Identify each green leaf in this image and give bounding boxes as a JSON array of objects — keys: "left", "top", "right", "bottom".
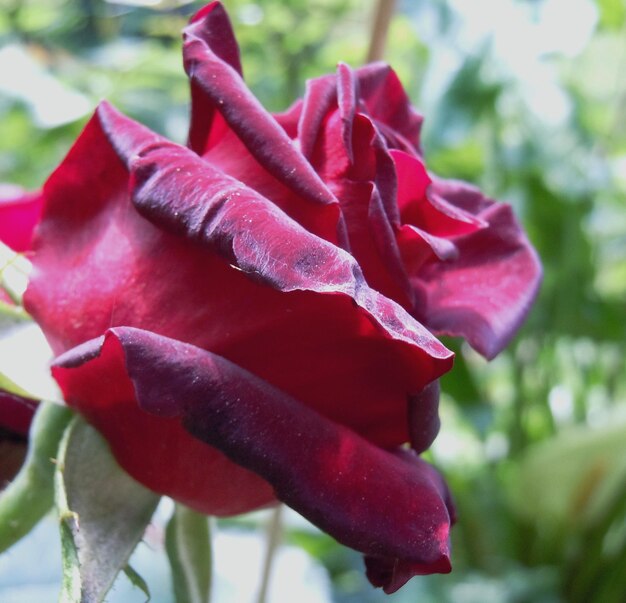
[
  {"left": 0, "top": 401, "right": 72, "bottom": 552},
  {"left": 0, "top": 370, "right": 34, "bottom": 399},
  {"left": 55, "top": 416, "right": 160, "bottom": 603},
  {"left": 508, "top": 420, "right": 626, "bottom": 528},
  {"left": 165, "top": 504, "right": 212, "bottom": 603},
  {"left": 597, "top": 0, "right": 626, "bottom": 30},
  {"left": 123, "top": 564, "right": 151, "bottom": 602}
]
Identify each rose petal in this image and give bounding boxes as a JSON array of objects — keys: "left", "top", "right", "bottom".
[
  {"left": 0, "top": 390, "right": 37, "bottom": 485},
  {"left": 53, "top": 327, "right": 453, "bottom": 588},
  {"left": 363, "top": 452, "right": 455, "bottom": 592},
  {"left": 407, "top": 380, "right": 441, "bottom": 454},
  {"left": 355, "top": 63, "right": 423, "bottom": 154},
  {"left": 298, "top": 73, "right": 337, "bottom": 160},
  {"left": 182, "top": 5, "right": 345, "bottom": 246},
  {"left": 0, "top": 390, "right": 37, "bottom": 437},
  {"left": 183, "top": 3, "right": 337, "bottom": 210},
  {"left": 413, "top": 179, "right": 543, "bottom": 358},
  {"left": 185, "top": 1, "right": 242, "bottom": 155},
  {"left": 273, "top": 99, "right": 303, "bottom": 139},
  {"left": 391, "top": 150, "right": 485, "bottom": 237},
  {"left": 51, "top": 334, "right": 275, "bottom": 516},
  {"left": 397, "top": 224, "right": 459, "bottom": 275},
  {"left": 0, "top": 185, "right": 43, "bottom": 252}
]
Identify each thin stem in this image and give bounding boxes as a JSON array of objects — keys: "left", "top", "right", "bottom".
[
  {"left": 256, "top": 505, "right": 283, "bottom": 603},
  {"left": 366, "top": 0, "right": 397, "bottom": 63}
]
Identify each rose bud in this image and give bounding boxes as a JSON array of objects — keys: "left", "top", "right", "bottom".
[{"left": 0, "top": 1, "right": 540, "bottom": 592}]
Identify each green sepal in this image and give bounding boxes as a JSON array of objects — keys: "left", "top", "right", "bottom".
[
  {"left": 123, "top": 564, "right": 152, "bottom": 602},
  {"left": 55, "top": 416, "right": 160, "bottom": 603}
]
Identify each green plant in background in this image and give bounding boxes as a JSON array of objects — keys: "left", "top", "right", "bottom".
[{"left": 0, "top": 1, "right": 624, "bottom": 602}]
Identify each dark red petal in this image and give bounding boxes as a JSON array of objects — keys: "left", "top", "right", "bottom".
[
  {"left": 298, "top": 73, "right": 337, "bottom": 160},
  {"left": 0, "top": 391, "right": 37, "bottom": 485},
  {"left": 182, "top": 7, "right": 337, "bottom": 210},
  {"left": 273, "top": 99, "right": 303, "bottom": 139},
  {"left": 364, "top": 453, "right": 455, "bottom": 593},
  {"left": 185, "top": 1, "right": 242, "bottom": 154},
  {"left": 201, "top": 127, "right": 344, "bottom": 246},
  {"left": 355, "top": 63, "right": 423, "bottom": 154},
  {"left": 0, "top": 185, "right": 44, "bottom": 252},
  {"left": 337, "top": 62, "right": 357, "bottom": 164},
  {"left": 53, "top": 328, "right": 453, "bottom": 582},
  {"left": 414, "top": 180, "right": 543, "bottom": 359},
  {"left": 0, "top": 390, "right": 37, "bottom": 437},
  {"left": 51, "top": 334, "right": 275, "bottom": 516},
  {"left": 398, "top": 224, "right": 459, "bottom": 274},
  {"left": 407, "top": 380, "right": 441, "bottom": 454},
  {"left": 392, "top": 151, "right": 484, "bottom": 238}
]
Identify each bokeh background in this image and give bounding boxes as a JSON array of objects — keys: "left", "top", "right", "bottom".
[{"left": 0, "top": 0, "right": 625, "bottom": 602}]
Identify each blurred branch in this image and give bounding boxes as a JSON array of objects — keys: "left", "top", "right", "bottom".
[
  {"left": 366, "top": 0, "right": 396, "bottom": 63},
  {"left": 256, "top": 505, "right": 283, "bottom": 603}
]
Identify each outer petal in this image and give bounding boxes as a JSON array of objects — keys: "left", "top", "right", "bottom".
[
  {"left": 413, "top": 179, "right": 543, "bottom": 359},
  {"left": 183, "top": 3, "right": 345, "bottom": 247},
  {"left": 183, "top": 3, "right": 337, "bottom": 208},
  {"left": 0, "top": 185, "right": 43, "bottom": 252},
  {"left": 185, "top": 1, "right": 243, "bottom": 154},
  {"left": 53, "top": 328, "right": 453, "bottom": 590}
]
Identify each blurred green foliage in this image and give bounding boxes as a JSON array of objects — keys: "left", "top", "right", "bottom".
[{"left": 0, "top": 0, "right": 624, "bottom": 602}]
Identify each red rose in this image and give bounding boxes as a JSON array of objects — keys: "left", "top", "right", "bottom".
[{"left": 0, "top": 2, "right": 540, "bottom": 593}]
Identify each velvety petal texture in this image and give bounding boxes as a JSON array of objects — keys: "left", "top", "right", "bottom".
[
  {"left": 53, "top": 328, "right": 454, "bottom": 592},
  {"left": 9, "top": 0, "right": 542, "bottom": 593},
  {"left": 411, "top": 179, "right": 542, "bottom": 358},
  {"left": 288, "top": 63, "right": 542, "bottom": 359}
]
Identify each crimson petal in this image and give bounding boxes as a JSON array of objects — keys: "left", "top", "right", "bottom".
[
  {"left": 185, "top": 1, "right": 242, "bottom": 155},
  {"left": 53, "top": 327, "right": 454, "bottom": 590},
  {"left": 0, "top": 185, "right": 43, "bottom": 252},
  {"left": 183, "top": 2, "right": 337, "bottom": 209},
  {"left": 355, "top": 63, "right": 423, "bottom": 154},
  {"left": 414, "top": 179, "right": 543, "bottom": 358}
]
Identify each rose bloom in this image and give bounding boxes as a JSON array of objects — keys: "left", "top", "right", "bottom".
[{"left": 0, "top": 2, "right": 541, "bottom": 593}]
